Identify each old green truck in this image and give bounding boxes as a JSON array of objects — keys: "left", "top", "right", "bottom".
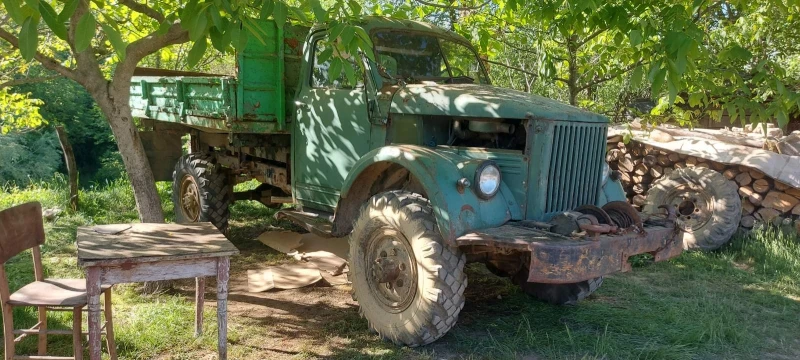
[{"left": 131, "top": 16, "right": 684, "bottom": 346}]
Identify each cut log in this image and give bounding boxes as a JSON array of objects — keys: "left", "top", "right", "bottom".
[
  {"left": 793, "top": 204, "right": 800, "bottom": 216},
  {"left": 618, "top": 171, "right": 632, "bottom": 183},
  {"left": 762, "top": 191, "right": 799, "bottom": 213},
  {"left": 723, "top": 168, "right": 738, "bottom": 180},
  {"left": 686, "top": 157, "right": 698, "bottom": 166},
  {"left": 633, "top": 184, "right": 645, "bottom": 194},
  {"left": 668, "top": 153, "right": 681, "bottom": 162},
  {"left": 696, "top": 162, "right": 710, "bottom": 169},
  {"left": 775, "top": 133, "right": 800, "bottom": 156},
  {"left": 756, "top": 208, "right": 782, "bottom": 223},
  {"left": 632, "top": 194, "right": 648, "bottom": 206},
  {"left": 740, "top": 215, "right": 756, "bottom": 228},
  {"left": 752, "top": 179, "right": 771, "bottom": 194},
  {"left": 749, "top": 170, "right": 766, "bottom": 180},
  {"left": 710, "top": 162, "right": 726, "bottom": 171},
  {"left": 643, "top": 154, "right": 658, "bottom": 167},
  {"left": 735, "top": 172, "right": 752, "bottom": 186},
  {"left": 657, "top": 155, "right": 671, "bottom": 166},
  {"left": 786, "top": 187, "right": 800, "bottom": 198},
  {"left": 618, "top": 157, "right": 635, "bottom": 173},
  {"left": 775, "top": 181, "right": 790, "bottom": 191},
  {"left": 608, "top": 135, "right": 624, "bottom": 144},
  {"left": 649, "top": 165, "right": 664, "bottom": 178},
  {"left": 634, "top": 162, "right": 649, "bottom": 176},
  {"left": 739, "top": 186, "right": 764, "bottom": 206},
  {"left": 607, "top": 149, "right": 622, "bottom": 162},
  {"left": 742, "top": 201, "right": 755, "bottom": 215},
  {"left": 674, "top": 162, "right": 687, "bottom": 169},
  {"left": 655, "top": 125, "right": 765, "bottom": 148}
]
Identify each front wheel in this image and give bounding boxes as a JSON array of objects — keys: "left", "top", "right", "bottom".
[
  {"left": 172, "top": 153, "right": 232, "bottom": 234},
  {"left": 349, "top": 191, "right": 466, "bottom": 347}
]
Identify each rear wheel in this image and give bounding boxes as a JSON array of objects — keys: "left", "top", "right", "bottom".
[
  {"left": 513, "top": 268, "right": 603, "bottom": 305},
  {"left": 172, "top": 153, "right": 232, "bottom": 234},
  {"left": 349, "top": 191, "right": 466, "bottom": 347},
  {"left": 644, "top": 167, "right": 741, "bottom": 250}
]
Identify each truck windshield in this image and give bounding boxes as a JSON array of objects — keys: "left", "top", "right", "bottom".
[{"left": 372, "top": 30, "right": 489, "bottom": 84}]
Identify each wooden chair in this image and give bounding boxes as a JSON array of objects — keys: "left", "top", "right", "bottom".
[{"left": 0, "top": 202, "right": 117, "bottom": 360}]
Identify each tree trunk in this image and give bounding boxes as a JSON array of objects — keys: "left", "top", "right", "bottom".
[
  {"left": 55, "top": 126, "right": 79, "bottom": 211},
  {"left": 95, "top": 87, "right": 165, "bottom": 223}
]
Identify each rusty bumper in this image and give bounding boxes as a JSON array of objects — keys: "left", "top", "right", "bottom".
[{"left": 456, "top": 219, "right": 683, "bottom": 284}]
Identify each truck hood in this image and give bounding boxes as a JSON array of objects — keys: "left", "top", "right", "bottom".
[{"left": 390, "top": 84, "right": 606, "bottom": 123}]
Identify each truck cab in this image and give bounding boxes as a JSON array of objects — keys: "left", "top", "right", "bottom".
[{"left": 131, "top": 16, "right": 683, "bottom": 347}]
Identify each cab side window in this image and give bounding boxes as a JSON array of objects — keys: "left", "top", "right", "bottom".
[{"left": 311, "top": 38, "right": 363, "bottom": 89}]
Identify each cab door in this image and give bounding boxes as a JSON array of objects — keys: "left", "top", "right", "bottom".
[{"left": 292, "top": 33, "right": 372, "bottom": 212}]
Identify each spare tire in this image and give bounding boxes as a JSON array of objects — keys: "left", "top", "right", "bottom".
[{"left": 644, "top": 167, "right": 741, "bottom": 251}]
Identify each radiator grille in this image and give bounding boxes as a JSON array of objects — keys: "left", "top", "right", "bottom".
[{"left": 544, "top": 123, "right": 607, "bottom": 214}]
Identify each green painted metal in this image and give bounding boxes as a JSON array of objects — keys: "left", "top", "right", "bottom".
[
  {"left": 340, "top": 144, "right": 521, "bottom": 244},
  {"left": 236, "top": 21, "right": 285, "bottom": 130},
  {"left": 598, "top": 178, "right": 627, "bottom": 205},
  {"left": 527, "top": 119, "right": 609, "bottom": 221}
]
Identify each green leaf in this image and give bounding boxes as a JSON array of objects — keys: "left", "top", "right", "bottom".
[
  {"left": 3, "top": 0, "right": 26, "bottom": 23},
  {"left": 630, "top": 65, "right": 643, "bottom": 89},
  {"left": 343, "top": 61, "right": 356, "bottom": 86},
  {"left": 273, "top": 1, "right": 287, "bottom": 27},
  {"left": 289, "top": 6, "right": 308, "bottom": 22},
  {"left": 241, "top": 17, "right": 265, "bottom": 45},
  {"left": 157, "top": 18, "right": 172, "bottom": 35},
  {"left": 628, "top": 29, "right": 642, "bottom": 46},
  {"left": 259, "top": 0, "right": 274, "bottom": 20},
  {"left": 24, "top": 0, "right": 38, "bottom": 11},
  {"left": 311, "top": 0, "right": 327, "bottom": 21},
  {"left": 340, "top": 26, "right": 355, "bottom": 47},
  {"left": 39, "top": 1, "right": 67, "bottom": 40},
  {"left": 328, "top": 58, "right": 343, "bottom": 83},
  {"left": 209, "top": 26, "right": 231, "bottom": 52},
  {"left": 58, "top": 0, "right": 79, "bottom": 22},
  {"left": 189, "top": 10, "right": 208, "bottom": 41},
  {"left": 19, "top": 15, "right": 39, "bottom": 61},
  {"left": 650, "top": 68, "right": 666, "bottom": 101},
  {"left": 100, "top": 22, "right": 126, "bottom": 61},
  {"left": 186, "top": 38, "right": 207, "bottom": 67},
  {"left": 317, "top": 47, "right": 333, "bottom": 63},
  {"left": 348, "top": 0, "right": 362, "bottom": 15},
  {"left": 74, "top": 12, "right": 96, "bottom": 52},
  {"left": 229, "top": 22, "right": 248, "bottom": 52}
]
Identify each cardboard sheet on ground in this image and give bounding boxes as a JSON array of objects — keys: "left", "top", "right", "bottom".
[
  {"left": 253, "top": 231, "right": 350, "bottom": 291},
  {"left": 247, "top": 264, "right": 323, "bottom": 292},
  {"left": 610, "top": 126, "right": 800, "bottom": 189}
]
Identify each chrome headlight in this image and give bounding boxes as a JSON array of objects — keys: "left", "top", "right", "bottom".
[
  {"left": 474, "top": 161, "right": 501, "bottom": 199},
  {"left": 601, "top": 162, "right": 610, "bottom": 186}
]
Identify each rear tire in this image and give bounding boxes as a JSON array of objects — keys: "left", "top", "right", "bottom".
[
  {"left": 644, "top": 167, "right": 741, "bottom": 251},
  {"left": 349, "top": 191, "right": 466, "bottom": 347},
  {"left": 172, "top": 153, "right": 232, "bottom": 234},
  {"left": 513, "top": 268, "right": 603, "bottom": 305}
]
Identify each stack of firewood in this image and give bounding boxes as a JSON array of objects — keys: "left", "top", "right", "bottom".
[{"left": 607, "top": 137, "right": 800, "bottom": 233}]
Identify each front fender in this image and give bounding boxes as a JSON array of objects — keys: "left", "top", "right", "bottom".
[{"left": 339, "top": 145, "right": 521, "bottom": 246}]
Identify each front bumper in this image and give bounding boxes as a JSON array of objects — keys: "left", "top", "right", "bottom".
[{"left": 456, "top": 217, "right": 683, "bottom": 284}]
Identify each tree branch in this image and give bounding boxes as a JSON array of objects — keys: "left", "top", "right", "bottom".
[
  {"left": 412, "top": 0, "right": 491, "bottom": 11},
  {"left": 0, "top": 27, "right": 79, "bottom": 82},
  {"left": 111, "top": 22, "right": 189, "bottom": 93},
  {"left": 484, "top": 59, "right": 539, "bottom": 79},
  {"left": 0, "top": 75, "right": 62, "bottom": 89},
  {"left": 118, "top": 0, "right": 166, "bottom": 22},
  {"left": 578, "top": 59, "right": 646, "bottom": 91},
  {"left": 575, "top": 28, "right": 606, "bottom": 48}
]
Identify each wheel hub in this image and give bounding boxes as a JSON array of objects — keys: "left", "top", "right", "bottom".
[
  {"left": 365, "top": 227, "right": 417, "bottom": 313},
  {"left": 664, "top": 184, "right": 713, "bottom": 232},
  {"left": 179, "top": 174, "right": 201, "bottom": 222}
]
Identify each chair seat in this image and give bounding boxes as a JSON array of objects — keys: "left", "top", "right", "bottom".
[{"left": 7, "top": 279, "right": 110, "bottom": 307}]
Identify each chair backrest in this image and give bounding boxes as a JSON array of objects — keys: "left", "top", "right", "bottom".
[{"left": 0, "top": 202, "right": 45, "bottom": 265}]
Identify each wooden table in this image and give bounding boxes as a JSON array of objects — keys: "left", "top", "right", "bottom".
[{"left": 77, "top": 222, "right": 239, "bottom": 360}]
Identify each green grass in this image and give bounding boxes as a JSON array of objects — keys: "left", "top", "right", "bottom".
[{"left": 1, "top": 178, "right": 799, "bottom": 359}]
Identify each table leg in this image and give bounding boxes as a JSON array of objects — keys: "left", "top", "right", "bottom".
[
  {"left": 195, "top": 277, "right": 205, "bottom": 337},
  {"left": 216, "top": 257, "right": 230, "bottom": 360},
  {"left": 86, "top": 267, "right": 102, "bottom": 360}
]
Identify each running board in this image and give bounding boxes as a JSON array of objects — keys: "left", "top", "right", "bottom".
[{"left": 275, "top": 209, "right": 334, "bottom": 238}]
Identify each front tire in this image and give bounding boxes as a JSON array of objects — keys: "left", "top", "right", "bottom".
[
  {"left": 349, "top": 191, "right": 466, "bottom": 347},
  {"left": 172, "top": 153, "right": 232, "bottom": 234}
]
